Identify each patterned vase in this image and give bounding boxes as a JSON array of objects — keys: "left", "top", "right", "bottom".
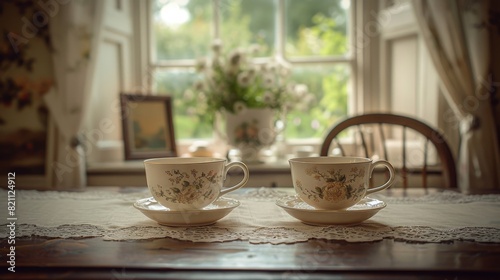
[{"left": 224, "top": 108, "right": 277, "bottom": 163}]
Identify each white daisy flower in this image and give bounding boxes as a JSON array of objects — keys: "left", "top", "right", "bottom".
[
  {"left": 233, "top": 101, "right": 247, "bottom": 113},
  {"left": 237, "top": 72, "right": 251, "bottom": 87},
  {"left": 294, "top": 84, "right": 308, "bottom": 96},
  {"left": 263, "top": 74, "right": 274, "bottom": 87},
  {"left": 262, "top": 91, "right": 274, "bottom": 104}
]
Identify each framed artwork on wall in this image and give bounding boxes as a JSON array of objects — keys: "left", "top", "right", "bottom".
[{"left": 120, "top": 93, "right": 177, "bottom": 160}]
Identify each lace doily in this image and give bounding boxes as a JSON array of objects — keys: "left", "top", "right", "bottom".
[{"left": 1, "top": 188, "right": 499, "bottom": 244}]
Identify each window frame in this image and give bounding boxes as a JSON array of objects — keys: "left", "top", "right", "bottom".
[{"left": 145, "top": 0, "right": 366, "bottom": 155}]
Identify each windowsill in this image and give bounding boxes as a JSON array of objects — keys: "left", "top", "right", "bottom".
[
  {"left": 86, "top": 138, "right": 323, "bottom": 175},
  {"left": 86, "top": 159, "right": 292, "bottom": 175},
  {"left": 86, "top": 159, "right": 294, "bottom": 188}
]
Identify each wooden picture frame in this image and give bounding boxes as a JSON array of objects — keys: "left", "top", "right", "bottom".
[{"left": 120, "top": 93, "right": 177, "bottom": 160}]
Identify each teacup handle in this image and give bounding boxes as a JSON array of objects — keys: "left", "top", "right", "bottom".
[
  {"left": 366, "top": 159, "right": 396, "bottom": 195},
  {"left": 219, "top": 161, "right": 249, "bottom": 197}
]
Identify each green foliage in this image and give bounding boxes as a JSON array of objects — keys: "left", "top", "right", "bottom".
[
  {"left": 284, "top": 13, "right": 349, "bottom": 139},
  {"left": 154, "top": 1, "right": 212, "bottom": 60},
  {"left": 219, "top": 1, "right": 255, "bottom": 52}
]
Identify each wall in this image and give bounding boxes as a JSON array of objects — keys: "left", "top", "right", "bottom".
[
  {"left": 377, "top": 1, "right": 458, "bottom": 158},
  {"left": 84, "top": 0, "right": 139, "bottom": 164},
  {"left": 379, "top": 1, "right": 439, "bottom": 124}
]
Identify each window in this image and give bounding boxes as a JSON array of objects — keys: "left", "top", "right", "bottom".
[{"left": 150, "top": 0, "right": 353, "bottom": 141}]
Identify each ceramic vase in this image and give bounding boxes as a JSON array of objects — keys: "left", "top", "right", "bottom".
[{"left": 224, "top": 108, "right": 277, "bottom": 163}]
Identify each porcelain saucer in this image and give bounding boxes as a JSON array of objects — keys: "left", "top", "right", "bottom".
[
  {"left": 276, "top": 196, "right": 386, "bottom": 226},
  {"left": 134, "top": 197, "right": 240, "bottom": 227}
]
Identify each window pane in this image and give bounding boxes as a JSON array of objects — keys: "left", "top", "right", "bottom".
[
  {"left": 153, "top": 0, "right": 213, "bottom": 60},
  {"left": 219, "top": 0, "right": 274, "bottom": 56},
  {"left": 285, "top": 64, "right": 350, "bottom": 138},
  {"left": 154, "top": 70, "right": 212, "bottom": 139},
  {"left": 285, "top": 0, "right": 350, "bottom": 58}
]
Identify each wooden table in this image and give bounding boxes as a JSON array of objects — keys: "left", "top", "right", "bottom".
[
  {"left": 2, "top": 187, "right": 500, "bottom": 279},
  {"left": 3, "top": 236, "right": 500, "bottom": 279}
]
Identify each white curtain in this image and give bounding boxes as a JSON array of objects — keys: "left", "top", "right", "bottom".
[
  {"left": 44, "top": 0, "right": 104, "bottom": 190},
  {"left": 413, "top": 0, "right": 500, "bottom": 193}
]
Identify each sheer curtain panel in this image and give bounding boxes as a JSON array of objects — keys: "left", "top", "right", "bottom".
[
  {"left": 43, "top": 0, "right": 104, "bottom": 189},
  {"left": 413, "top": 0, "right": 500, "bottom": 193}
]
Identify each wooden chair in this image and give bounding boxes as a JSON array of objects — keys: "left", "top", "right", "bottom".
[{"left": 319, "top": 113, "right": 457, "bottom": 189}]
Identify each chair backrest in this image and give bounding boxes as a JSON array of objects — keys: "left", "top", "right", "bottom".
[{"left": 320, "top": 113, "right": 457, "bottom": 189}]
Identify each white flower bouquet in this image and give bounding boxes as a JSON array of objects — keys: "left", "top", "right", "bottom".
[{"left": 186, "top": 40, "right": 313, "bottom": 120}]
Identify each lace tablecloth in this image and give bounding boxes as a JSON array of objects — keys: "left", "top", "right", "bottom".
[{"left": 1, "top": 187, "right": 499, "bottom": 244}]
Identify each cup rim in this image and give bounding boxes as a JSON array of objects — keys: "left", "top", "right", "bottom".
[
  {"left": 289, "top": 156, "right": 372, "bottom": 164},
  {"left": 144, "top": 157, "right": 226, "bottom": 165}
]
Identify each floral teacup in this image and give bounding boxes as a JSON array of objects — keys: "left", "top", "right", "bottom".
[
  {"left": 289, "top": 156, "right": 395, "bottom": 210},
  {"left": 144, "top": 157, "right": 249, "bottom": 210}
]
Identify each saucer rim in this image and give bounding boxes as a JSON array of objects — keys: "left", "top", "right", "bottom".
[
  {"left": 275, "top": 195, "right": 386, "bottom": 213},
  {"left": 133, "top": 197, "right": 240, "bottom": 227},
  {"left": 133, "top": 196, "right": 241, "bottom": 213}
]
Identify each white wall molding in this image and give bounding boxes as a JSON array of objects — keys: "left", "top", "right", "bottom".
[{"left": 378, "top": 0, "right": 439, "bottom": 127}]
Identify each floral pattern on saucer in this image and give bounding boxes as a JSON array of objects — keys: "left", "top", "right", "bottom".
[
  {"left": 296, "top": 166, "right": 366, "bottom": 203},
  {"left": 151, "top": 169, "right": 221, "bottom": 204}
]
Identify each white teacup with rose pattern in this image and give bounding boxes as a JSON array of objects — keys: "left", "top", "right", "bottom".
[
  {"left": 289, "top": 156, "right": 395, "bottom": 210},
  {"left": 144, "top": 157, "right": 249, "bottom": 211}
]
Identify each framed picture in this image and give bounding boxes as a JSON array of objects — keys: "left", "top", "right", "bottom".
[{"left": 120, "top": 93, "right": 177, "bottom": 160}]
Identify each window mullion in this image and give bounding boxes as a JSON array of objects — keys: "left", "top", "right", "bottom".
[
  {"left": 276, "top": 0, "right": 285, "bottom": 61},
  {"left": 213, "top": 0, "right": 220, "bottom": 39}
]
